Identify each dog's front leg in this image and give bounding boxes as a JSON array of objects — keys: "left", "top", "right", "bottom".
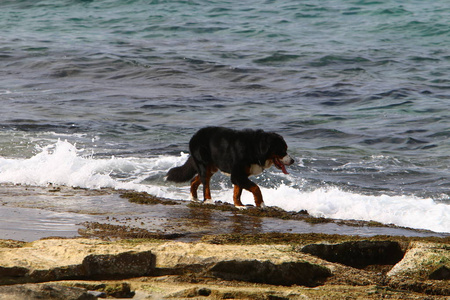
[
  {"left": 247, "top": 183, "right": 264, "bottom": 208},
  {"left": 231, "top": 169, "right": 265, "bottom": 208}
]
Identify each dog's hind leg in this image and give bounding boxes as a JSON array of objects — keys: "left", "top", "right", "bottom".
[
  {"left": 233, "top": 184, "right": 245, "bottom": 208},
  {"left": 190, "top": 175, "right": 201, "bottom": 201},
  {"left": 202, "top": 165, "right": 217, "bottom": 203}
]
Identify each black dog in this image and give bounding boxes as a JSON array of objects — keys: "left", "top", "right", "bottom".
[{"left": 166, "top": 127, "right": 294, "bottom": 208}]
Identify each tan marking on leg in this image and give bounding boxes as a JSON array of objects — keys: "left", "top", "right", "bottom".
[
  {"left": 233, "top": 184, "right": 244, "bottom": 207},
  {"left": 190, "top": 175, "right": 201, "bottom": 201},
  {"left": 203, "top": 165, "right": 218, "bottom": 201},
  {"left": 248, "top": 185, "right": 264, "bottom": 207}
]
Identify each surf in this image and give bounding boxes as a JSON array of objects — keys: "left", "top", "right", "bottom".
[{"left": 0, "top": 140, "right": 448, "bottom": 233}]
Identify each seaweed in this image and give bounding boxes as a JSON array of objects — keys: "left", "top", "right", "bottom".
[
  {"left": 119, "top": 191, "right": 179, "bottom": 205},
  {"left": 78, "top": 222, "right": 184, "bottom": 240}
]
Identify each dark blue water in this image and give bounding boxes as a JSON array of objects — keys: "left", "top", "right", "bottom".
[{"left": 0, "top": 0, "right": 449, "bottom": 232}]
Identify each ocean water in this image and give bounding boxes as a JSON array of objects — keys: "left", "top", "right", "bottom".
[{"left": 0, "top": 0, "right": 449, "bottom": 234}]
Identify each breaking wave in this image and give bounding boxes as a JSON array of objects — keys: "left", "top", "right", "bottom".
[{"left": 0, "top": 140, "right": 448, "bottom": 233}]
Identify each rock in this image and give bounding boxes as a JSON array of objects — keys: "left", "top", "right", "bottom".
[
  {"left": 0, "top": 266, "right": 29, "bottom": 279},
  {"left": 67, "top": 282, "right": 134, "bottom": 298},
  {"left": 387, "top": 242, "right": 449, "bottom": 280},
  {"left": 166, "top": 287, "right": 211, "bottom": 298},
  {"left": 387, "top": 278, "right": 450, "bottom": 296},
  {"left": 2, "top": 237, "right": 449, "bottom": 298},
  {"left": 198, "top": 287, "right": 212, "bottom": 296},
  {"left": 208, "top": 259, "right": 331, "bottom": 287},
  {"left": 386, "top": 242, "right": 450, "bottom": 296},
  {"left": 0, "top": 250, "right": 156, "bottom": 284},
  {"left": 165, "top": 287, "right": 292, "bottom": 300},
  {"left": 429, "top": 265, "right": 450, "bottom": 280},
  {"left": 29, "top": 265, "right": 84, "bottom": 283},
  {"left": 0, "top": 283, "right": 96, "bottom": 300},
  {"left": 82, "top": 250, "right": 156, "bottom": 279},
  {"left": 301, "top": 241, "right": 404, "bottom": 268}
]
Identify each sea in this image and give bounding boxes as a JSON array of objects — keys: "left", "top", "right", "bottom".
[{"left": 0, "top": 0, "right": 449, "bottom": 236}]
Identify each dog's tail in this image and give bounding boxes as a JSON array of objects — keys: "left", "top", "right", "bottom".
[{"left": 166, "top": 156, "right": 197, "bottom": 182}]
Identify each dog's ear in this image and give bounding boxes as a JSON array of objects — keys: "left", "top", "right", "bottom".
[{"left": 256, "top": 131, "right": 272, "bottom": 162}]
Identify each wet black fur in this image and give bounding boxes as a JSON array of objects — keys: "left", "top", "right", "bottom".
[{"left": 166, "top": 127, "right": 290, "bottom": 191}]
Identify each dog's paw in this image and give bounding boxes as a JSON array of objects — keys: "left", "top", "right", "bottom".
[
  {"left": 259, "top": 202, "right": 267, "bottom": 209},
  {"left": 235, "top": 205, "right": 248, "bottom": 210},
  {"left": 190, "top": 196, "right": 200, "bottom": 202},
  {"left": 203, "top": 199, "right": 214, "bottom": 204}
]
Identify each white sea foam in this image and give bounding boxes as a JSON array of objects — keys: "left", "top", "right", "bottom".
[
  {"left": 0, "top": 140, "right": 175, "bottom": 196},
  {"left": 0, "top": 140, "right": 448, "bottom": 233}
]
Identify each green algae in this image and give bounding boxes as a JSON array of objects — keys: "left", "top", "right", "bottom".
[
  {"left": 119, "top": 191, "right": 178, "bottom": 205},
  {"left": 78, "top": 222, "right": 184, "bottom": 240}
]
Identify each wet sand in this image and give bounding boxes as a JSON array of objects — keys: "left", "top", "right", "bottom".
[{"left": 0, "top": 184, "right": 447, "bottom": 242}]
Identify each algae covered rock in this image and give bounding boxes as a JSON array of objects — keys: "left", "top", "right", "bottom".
[
  {"left": 386, "top": 242, "right": 450, "bottom": 296},
  {"left": 208, "top": 259, "right": 331, "bottom": 287},
  {"left": 301, "top": 240, "right": 404, "bottom": 268},
  {"left": 387, "top": 242, "right": 449, "bottom": 280},
  {"left": 82, "top": 250, "right": 156, "bottom": 279}
]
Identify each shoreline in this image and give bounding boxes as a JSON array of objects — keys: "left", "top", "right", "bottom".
[
  {"left": 0, "top": 184, "right": 447, "bottom": 243},
  {"left": 0, "top": 185, "right": 449, "bottom": 298}
]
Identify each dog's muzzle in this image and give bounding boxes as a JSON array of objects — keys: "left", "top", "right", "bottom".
[
  {"left": 281, "top": 155, "right": 294, "bottom": 166},
  {"left": 274, "top": 155, "right": 294, "bottom": 174}
]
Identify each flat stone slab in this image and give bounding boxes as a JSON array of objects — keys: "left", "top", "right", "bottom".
[{"left": 0, "top": 237, "right": 449, "bottom": 298}]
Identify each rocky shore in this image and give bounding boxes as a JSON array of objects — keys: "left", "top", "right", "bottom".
[
  {"left": 0, "top": 234, "right": 449, "bottom": 299},
  {"left": 0, "top": 190, "right": 449, "bottom": 299}
]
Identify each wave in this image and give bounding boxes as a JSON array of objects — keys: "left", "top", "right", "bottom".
[
  {"left": 0, "top": 140, "right": 448, "bottom": 233},
  {"left": 0, "top": 140, "right": 178, "bottom": 195}
]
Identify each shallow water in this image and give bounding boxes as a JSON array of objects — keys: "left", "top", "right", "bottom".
[
  {"left": 0, "top": 0, "right": 449, "bottom": 236},
  {"left": 0, "top": 185, "right": 446, "bottom": 242}
]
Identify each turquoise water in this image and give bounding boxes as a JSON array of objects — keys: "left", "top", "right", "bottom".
[{"left": 0, "top": 0, "right": 449, "bottom": 233}]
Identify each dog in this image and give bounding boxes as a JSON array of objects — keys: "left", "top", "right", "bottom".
[{"left": 166, "top": 127, "right": 294, "bottom": 208}]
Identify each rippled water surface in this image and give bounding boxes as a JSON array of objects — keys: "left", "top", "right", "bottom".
[{"left": 0, "top": 0, "right": 449, "bottom": 234}]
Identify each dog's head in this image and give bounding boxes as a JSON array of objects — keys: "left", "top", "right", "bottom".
[{"left": 258, "top": 132, "right": 294, "bottom": 174}]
